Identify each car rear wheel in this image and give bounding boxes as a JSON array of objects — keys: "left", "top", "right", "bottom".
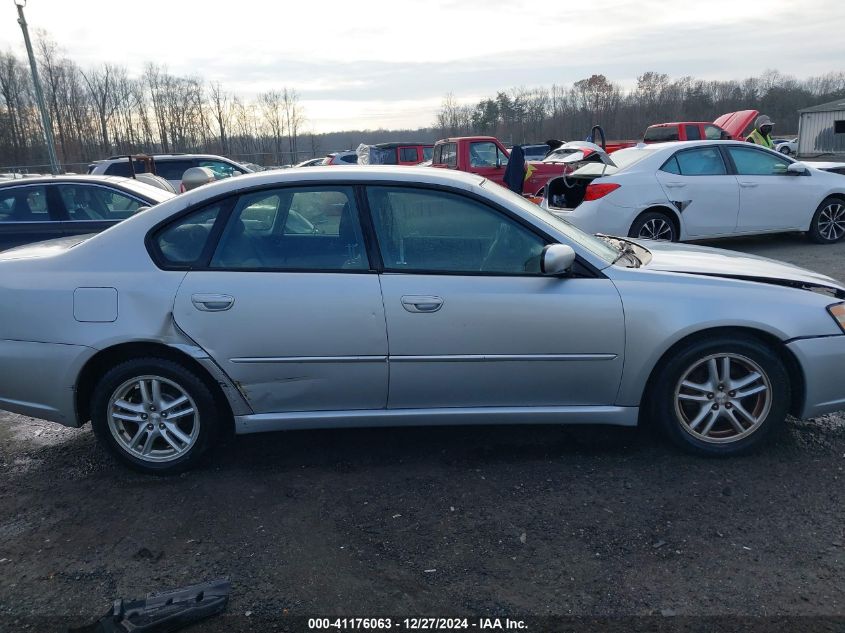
[
  {"left": 808, "top": 197, "right": 845, "bottom": 244},
  {"left": 629, "top": 211, "right": 678, "bottom": 242},
  {"left": 649, "top": 337, "right": 789, "bottom": 456},
  {"left": 779, "top": 147, "right": 791, "bottom": 155},
  {"left": 91, "top": 358, "right": 221, "bottom": 474}
]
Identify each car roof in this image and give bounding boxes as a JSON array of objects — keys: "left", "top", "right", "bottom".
[
  {"left": 0, "top": 174, "right": 174, "bottom": 202},
  {"left": 373, "top": 142, "right": 432, "bottom": 149},
  {"left": 439, "top": 136, "right": 499, "bottom": 143},
  {"left": 98, "top": 154, "right": 235, "bottom": 162},
  {"left": 0, "top": 174, "right": 147, "bottom": 187},
  {"left": 171, "top": 165, "right": 485, "bottom": 205}
]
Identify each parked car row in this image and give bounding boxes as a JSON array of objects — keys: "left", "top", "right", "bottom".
[{"left": 3, "top": 166, "right": 845, "bottom": 474}]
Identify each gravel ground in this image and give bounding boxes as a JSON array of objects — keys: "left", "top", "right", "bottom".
[{"left": 1, "top": 233, "right": 844, "bottom": 631}]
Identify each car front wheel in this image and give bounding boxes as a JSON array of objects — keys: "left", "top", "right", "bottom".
[
  {"left": 808, "top": 197, "right": 845, "bottom": 244},
  {"left": 649, "top": 337, "right": 789, "bottom": 456},
  {"left": 91, "top": 358, "right": 222, "bottom": 474}
]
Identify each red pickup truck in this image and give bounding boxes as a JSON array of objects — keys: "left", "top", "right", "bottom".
[
  {"left": 431, "top": 136, "right": 562, "bottom": 195},
  {"left": 601, "top": 110, "right": 759, "bottom": 152}
]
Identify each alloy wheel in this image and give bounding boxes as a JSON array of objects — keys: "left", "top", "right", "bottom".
[
  {"left": 817, "top": 203, "right": 845, "bottom": 241},
  {"left": 673, "top": 353, "right": 772, "bottom": 444},
  {"left": 107, "top": 375, "right": 200, "bottom": 463},
  {"left": 638, "top": 218, "right": 674, "bottom": 241}
]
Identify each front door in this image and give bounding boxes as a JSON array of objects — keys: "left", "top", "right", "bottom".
[
  {"left": 163, "top": 185, "right": 388, "bottom": 413},
  {"left": 724, "top": 145, "right": 815, "bottom": 232},
  {"left": 655, "top": 145, "right": 740, "bottom": 237},
  {"left": 364, "top": 185, "right": 625, "bottom": 409},
  {"left": 466, "top": 141, "right": 509, "bottom": 187}
]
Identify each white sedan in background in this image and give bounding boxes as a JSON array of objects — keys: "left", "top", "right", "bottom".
[
  {"left": 542, "top": 140, "right": 845, "bottom": 244},
  {"left": 774, "top": 138, "right": 798, "bottom": 155}
]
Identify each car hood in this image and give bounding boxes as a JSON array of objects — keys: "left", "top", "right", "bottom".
[
  {"left": 0, "top": 234, "right": 95, "bottom": 261},
  {"left": 638, "top": 240, "right": 845, "bottom": 296},
  {"left": 713, "top": 109, "right": 758, "bottom": 139}
]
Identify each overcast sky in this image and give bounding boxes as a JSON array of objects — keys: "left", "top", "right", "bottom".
[{"left": 1, "top": 0, "right": 843, "bottom": 132}]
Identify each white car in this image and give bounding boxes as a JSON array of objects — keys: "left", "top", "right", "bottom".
[
  {"left": 542, "top": 140, "right": 845, "bottom": 244},
  {"left": 774, "top": 138, "right": 798, "bottom": 155},
  {"left": 89, "top": 154, "right": 252, "bottom": 191}
]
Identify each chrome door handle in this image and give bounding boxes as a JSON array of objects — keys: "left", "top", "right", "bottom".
[
  {"left": 191, "top": 293, "right": 235, "bottom": 312},
  {"left": 739, "top": 181, "right": 759, "bottom": 188},
  {"left": 401, "top": 295, "right": 444, "bottom": 313}
]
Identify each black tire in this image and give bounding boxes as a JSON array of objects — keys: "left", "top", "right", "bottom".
[
  {"left": 779, "top": 147, "right": 791, "bottom": 155},
  {"left": 648, "top": 336, "right": 789, "bottom": 457},
  {"left": 628, "top": 210, "right": 678, "bottom": 242},
  {"left": 807, "top": 197, "right": 845, "bottom": 244},
  {"left": 91, "top": 357, "right": 222, "bottom": 474}
]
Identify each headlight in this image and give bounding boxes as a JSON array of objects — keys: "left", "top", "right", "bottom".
[{"left": 826, "top": 302, "right": 845, "bottom": 332}]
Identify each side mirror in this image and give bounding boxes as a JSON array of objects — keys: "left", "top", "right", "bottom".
[
  {"left": 541, "top": 244, "right": 576, "bottom": 275},
  {"left": 787, "top": 162, "right": 809, "bottom": 176}
]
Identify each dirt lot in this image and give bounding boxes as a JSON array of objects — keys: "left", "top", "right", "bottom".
[{"left": 1, "top": 233, "right": 844, "bottom": 631}]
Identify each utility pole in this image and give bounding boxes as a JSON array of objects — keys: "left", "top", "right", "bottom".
[{"left": 14, "top": 0, "right": 59, "bottom": 174}]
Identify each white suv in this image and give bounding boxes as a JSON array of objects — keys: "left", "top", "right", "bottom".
[{"left": 88, "top": 154, "right": 252, "bottom": 190}]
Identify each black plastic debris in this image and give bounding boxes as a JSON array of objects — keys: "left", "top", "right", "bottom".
[{"left": 67, "top": 578, "right": 231, "bottom": 633}]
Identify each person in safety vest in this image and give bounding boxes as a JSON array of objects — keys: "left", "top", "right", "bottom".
[{"left": 746, "top": 115, "right": 775, "bottom": 148}]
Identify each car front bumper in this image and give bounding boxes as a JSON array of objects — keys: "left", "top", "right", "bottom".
[
  {"left": 787, "top": 334, "right": 845, "bottom": 419},
  {"left": 0, "top": 339, "right": 94, "bottom": 426}
]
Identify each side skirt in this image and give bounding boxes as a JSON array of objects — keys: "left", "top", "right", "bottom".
[{"left": 234, "top": 405, "right": 639, "bottom": 435}]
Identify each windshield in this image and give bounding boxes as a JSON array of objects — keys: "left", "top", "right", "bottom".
[{"left": 481, "top": 182, "right": 619, "bottom": 264}]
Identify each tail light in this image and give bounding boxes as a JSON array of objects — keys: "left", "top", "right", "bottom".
[{"left": 583, "top": 183, "right": 620, "bottom": 201}]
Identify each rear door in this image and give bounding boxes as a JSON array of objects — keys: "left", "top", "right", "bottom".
[
  {"left": 0, "top": 184, "right": 66, "bottom": 250},
  {"left": 54, "top": 183, "right": 147, "bottom": 238},
  {"left": 165, "top": 185, "right": 388, "bottom": 414},
  {"left": 724, "top": 145, "right": 817, "bottom": 232},
  {"left": 655, "top": 145, "right": 740, "bottom": 237}
]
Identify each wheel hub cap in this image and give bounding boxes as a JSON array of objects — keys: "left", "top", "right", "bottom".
[
  {"left": 674, "top": 353, "right": 772, "bottom": 444},
  {"left": 107, "top": 375, "right": 200, "bottom": 463}
]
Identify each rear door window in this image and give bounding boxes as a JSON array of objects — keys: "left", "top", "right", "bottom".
[
  {"left": 210, "top": 186, "right": 368, "bottom": 271},
  {"left": 0, "top": 186, "right": 53, "bottom": 222},
  {"left": 57, "top": 185, "right": 144, "bottom": 220},
  {"left": 399, "top": 147, "right": 420, "bottom": 162},
  {"left": 673, "top": 147, "right": 728, "bottom": 176},
  {"left": 155, "top": 159, "right": 195, "bottom": 182},
  {"left": 104, "top": 161, "right": 147, "bottom": 177}
]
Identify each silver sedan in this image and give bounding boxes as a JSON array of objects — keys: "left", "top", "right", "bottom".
[{"left": 1, "top": 167, "right": 845, "bottom": 473}]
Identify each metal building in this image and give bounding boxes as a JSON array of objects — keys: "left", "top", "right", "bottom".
[{"left": 797, "top": 99, "right": 845, "bottom": 157}]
